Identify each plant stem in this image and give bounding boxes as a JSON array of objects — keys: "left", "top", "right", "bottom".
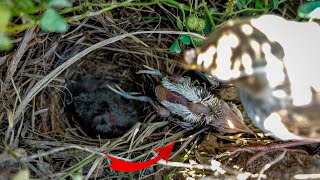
[
  {"left": 8, "top": 22, "right": 35, "bottom": 34},
  {"left": 202, "top": 0, "right": 215, "bottom": 30}
]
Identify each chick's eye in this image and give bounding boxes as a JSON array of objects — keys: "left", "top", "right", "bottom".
[
  {"left": 93, "top": 102, "right": 110, "bottom": 116},
  {"left": 99, "top": 118, "right": 107, "bottom": 125}
]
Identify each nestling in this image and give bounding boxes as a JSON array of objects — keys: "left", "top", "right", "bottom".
[
  {"left": 110, "top": 66, "right": 252, "bottom": 134},
  {"left": 65, "top": 77, "right": 138, "bottom": 138},
  {"left": 154, "top": 74, "right": 252, "bottom": 133}
]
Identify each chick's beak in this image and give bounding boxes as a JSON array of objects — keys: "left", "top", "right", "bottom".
[{"left": 209, "top": 101, "right": 253, "bottom": 134}]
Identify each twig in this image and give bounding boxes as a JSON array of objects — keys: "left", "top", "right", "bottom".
[
  {"left": 257, "top": 150, "right": 287, "bottom": 180},
  {"left": 295, "top": 174, "right": 320, "bottom": 179},
  {"left": 20, "top": 145, "right": 106, "bottom": 162},
  {"left": 222, "top": 140, "right": 320, "bottom": 152},
  {"left": 157, "top": 158, "right": 246, "bottom": 176},
  {"left": 3, "top": 27, "right": 36, "bottom": 87}
]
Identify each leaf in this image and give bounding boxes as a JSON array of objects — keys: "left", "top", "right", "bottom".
[
  {"left": 205, "top": 17, "right": 213, "bottom": 33},
  {"left": 298, "top": 1, "right": 320, "bottom": 19},
  {"left": 0, "top": 4, "right": 11, "bottom": 33},
  {"left": 176, "top": 16, "right": 184, "bottom": 31},
  {"left": 40, "top": 8, "right": 69, "bottom": 32},
  {"left": 236, "top": 2, "right": 243, "bottom": 10},
  {"left": 16, "top": 0, "right": 35, "bottom": 11},
  {"left": 179, "top": 35, "right": 191, "bottom": 45},
  {"left": 0, "top": 34, "right": 13, "bottom": 51},
  {"left": 273, "top": 0, "right": 278, "bottom": 10},
  {"left": 241, "top": 0, "right": 250, "bottom": 4},
  {"left": 49, "top": 0, "right": 72, "bottom": 8},
  {"left": 255, "top": 0, "right": 263, "bottom": 9},
  {"left": 169, "top": 39, "right": 181, "bottom": 53}
]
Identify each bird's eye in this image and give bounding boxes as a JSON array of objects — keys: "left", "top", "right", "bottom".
[{"left": 99, "top": 119, "right": 107, "bottom": 125}]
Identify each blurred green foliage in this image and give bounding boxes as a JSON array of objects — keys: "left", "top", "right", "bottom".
[
  {"left": 0, "top": 0, "right": 71, "bottom": 50},
  {"left": 40, "top": 8, "right": 69, "bottom": 32},
  {"left": 298, "top": 1, "right": 320, "bottom": 19}
]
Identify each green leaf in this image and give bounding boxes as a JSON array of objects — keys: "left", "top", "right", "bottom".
[
  {"left": 236, "top": 2, "right": 243, "bottom": 10},
  {"left": 205, "top": 17, "right": 212, "bottom": 33},
  {"left": 179, "top": 35, "right": 191, "bottom": 45},
  {"left": 40, "top": 9, "right": 69, "bottom": 33},
  {"left": 255, "top": 0, "right": 263, "bottom": 9},
  {"left": 241, "top": 0, "right": 249, "bottom": 4},
  {"left": 49, "top": 0, "right": 72, "bottom": 8},
  {"left": 169, "top": 39, "right": 181, "bottom": 53},
  {"left": 273, "top": 0, "right": 278, "bottom": 10},
  {"left": 16, "top": 0, "right": 35, "bottom": 11},
  {"left": 176, "top": 16, "right": 184, "bottom": 31},
  {"left": 265, "top": 0, "right": 278, "bottom": 10},
  {"left": 0, "top": 4, "right": 11, "bottom": 33},
  {"left": 298, "top": 1, "right": 320, "bottom": 19},
  {"left": 0, "top": 34, "right": 13, "bottom": 51}
]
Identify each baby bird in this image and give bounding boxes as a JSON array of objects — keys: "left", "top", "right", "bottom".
[
  {"left": 65, "top": 77, "right": 138, "bottom": 138},
  {"left": 110, "top": 66, "right": 252, "bottom": 134},
  {"left": 184, "top": 15, "right": 320, "bottom": 141},
  {"left": 154, "top": 75, "right": 252, "bottom": 133}
]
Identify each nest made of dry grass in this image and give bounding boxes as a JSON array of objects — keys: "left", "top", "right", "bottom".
[{"left": 1, "top": 1, "right": 320, "bottom": 180}]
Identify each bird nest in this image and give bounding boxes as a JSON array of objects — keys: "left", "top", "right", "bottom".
[{"left": 1, "top": 2, "right": 320, "bottom": 180}]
